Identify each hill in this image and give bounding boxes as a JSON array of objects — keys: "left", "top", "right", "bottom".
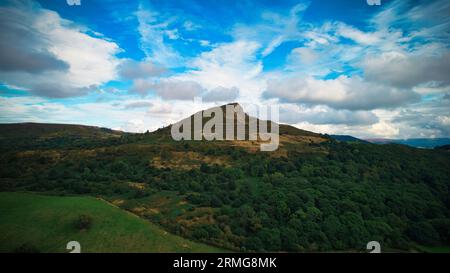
[
  {"left": 151, "top": 102, "right": 329, "bottom": 155},
  {"left": 0, "top": 122, "right": 128, "bottom": 152},
  {"left": 0, "top": 192, "right": 223, "bottom": 253},
  {"left": 366, "top": 138, "right": 450, "bottom": 149},
  {"left": 0, "top": 122, "right": 123, "bottom": 138},
  {"left": 435, "top": 145, "right": 450, "bottom": 151},
  {"left": 154, "top": 102, "right": 327, "bottom": 139}
]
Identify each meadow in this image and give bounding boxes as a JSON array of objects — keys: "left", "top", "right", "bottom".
[{"left": 0, "top": 192, "right": 224, "bottom": 253}]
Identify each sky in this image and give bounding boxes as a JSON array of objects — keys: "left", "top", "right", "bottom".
[{"left": 0, "top": 0, "right": 449, "bottom": 139}]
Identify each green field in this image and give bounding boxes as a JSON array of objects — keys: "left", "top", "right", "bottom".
[
  {"left": 0, "top": 192, "right": 224, "bottom": 253},
  {"left": 417, "top": 245, "right": 450, "bottom": 253}
]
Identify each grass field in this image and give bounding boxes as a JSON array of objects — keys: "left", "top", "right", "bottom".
[
  {"left": 417, "top": 245, "right": 450, "bottom": 253},
  {"left": 0, "top": 192, "right": 225, "bottom": 253}
]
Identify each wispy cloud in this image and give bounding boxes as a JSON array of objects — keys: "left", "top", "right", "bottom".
[{"left": 136, "top": 3, "right": 183, "bottom": 67}]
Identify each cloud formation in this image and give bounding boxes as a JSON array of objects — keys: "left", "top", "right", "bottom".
[
  {"left": 264, "top": 76, "right": 420, "bottom": 110},
  {"left": 0, "top": 1, "right": 121, "bottom": 98},
  {"left": 279, "top": 104, "right": 379, "bottom": 126},
  {"left": 203, "top": 86, "right": 239, "bottom": 102},
  {"left": 136, "top": 4, "right": 182, "bottom": 67},
  {"left": 31, "top": 83, "right": 97, "bottom": 98},
  {"left": 118, "top": 60, "right": 166, "bottom": 79},
  {"left": 362, "top": 51, "right": 450, "bottom": 89},
  {"left": 0, "top": 6, "right": 69, "bottom": 73},
  {"left": 131, "top": 79, "right": 204, "bottom": 100}
]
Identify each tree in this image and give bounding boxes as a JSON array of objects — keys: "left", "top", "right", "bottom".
[
  {"left": 75, "top": 214, "right": 93, "bottom": 230},
  {"left": 280, "top": 227, "right": 299, "bottom": 251},
  {"left": 407, "top": 221, "right": 441, "bottom": 246},
  {"left": 245, "top": 236, "right": 263, "bottom": 251},
  {"left": 257, "top": 228, "right": 281, "bottom": 251}
]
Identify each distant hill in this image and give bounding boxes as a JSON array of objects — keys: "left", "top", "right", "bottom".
[
  {"left": 329, "top": 135, "right": 368, "bottom": 143},
  {"left": 366, "top": 138, "right": 450, "bottom": 148},
  {"left": 0, "top": 122, "right": 124, "bottom": 139},
  {"left": 435, "top": 144, "right": 450, "bottom": 151},
  {"left": 0, "top": 123, "right": 127, "bottom": 152}
]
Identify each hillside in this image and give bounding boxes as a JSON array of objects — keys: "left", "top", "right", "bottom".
[
  {"left": 0, "top": 103, "right": 449, "bottom": 252},
  {"left": 0, "top": 192, "right": 223, "bottom": 253},
  {"left": 0, "top": 122, "right": 124, "bottom": 138},
  {"left": 0, "top": 122, "right": 128, "bottom": 152}
]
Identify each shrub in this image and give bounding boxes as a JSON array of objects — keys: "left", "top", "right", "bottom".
[
  {"left": 14, "top": 243, "right": 40, "bottom": 253},
  {"left": 75, "top": 214, "right": 93, "bottom": 230}
]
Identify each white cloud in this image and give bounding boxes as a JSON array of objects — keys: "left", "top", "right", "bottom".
[
  {"left": 233, "top": 3, "right": 309, "bottom": 57},
  {"left": 288, "top": 47, "right": 319, "bottom": 65},
  {"left": 136, "top": 4, "right": 182, "bottom": 67},
  {"left": 336, "top": 23, "right": 380, "bottom": 45},
  {"left": 279, "top": 103, "right": 379, "bottom": 126},
  {"left": 130, "top": 78, "right": 239, "bottom": 103},
  {"left": 37, "top": 10, "right": 121, "bottom": 88},
  {"left": 368, "top": 121, "right": 400, "bottom": 138},
  {"left": 150, "top": 80, "right": 204, "bottom": 100},
  {"left": 391, "top": 99, "right": 450, "bottom": 138},
  {"left": 264, "top": 75, "right": 419, "bottom": 110},
  {"left": 175, "top": 40, "right": 264, "bottom": 101},
  {"left": 199, "top": 40, "right": 211, "bottom": 47},
  {"left": 165, "top": 29, "right": 180, "bottom": 40},
  {"left": 362, "top": 51, "right": 450, "bottom": 90},
  {"left": 0, "top": 1, "right": 121, "bottom": 97},
  {"left": 0, "top": 4, "right": 69, "bottom": 73},
  {"left": 118, "top": 59, "right": 165, "bottom": 79},
  {"left": 202, "top": 86, "right": 239, "bottom": 102},
  {"left": 131, "top": 79, "right": 204, "bottom": 100},
  {"left": 123, "top": 101, "right": 153, "bottom": 109},
  {"left": 183, "top": 21, "right": 199, "bottom": 31}
]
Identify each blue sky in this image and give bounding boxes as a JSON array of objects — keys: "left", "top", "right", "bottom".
[{"left": 0, "top": 0, "right": 449, "bottom": 138}]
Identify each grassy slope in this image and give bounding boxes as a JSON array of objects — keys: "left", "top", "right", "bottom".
[
  {"left": 0, "top": 192, "right": 224, "bottom": 253},
  {"left": 417, "top": 245, "right": 450, "bottom": 253}
]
